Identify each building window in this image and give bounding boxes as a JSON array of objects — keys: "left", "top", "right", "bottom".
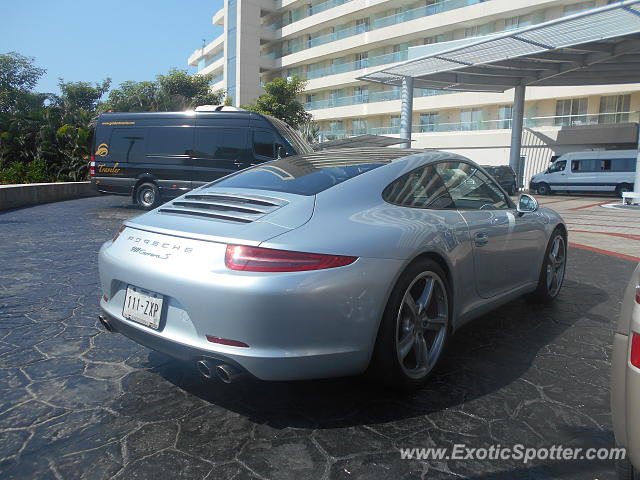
[
  {"left": 329, "top": 120, "right": 344, "bottom": 132},
  {"left": 555, "top": 98, "right": 588, "bottom": 126},
  {"left": 419, "top": 112, "right": 439, "bottom": 132},
  {"left": 391, "top": 115, "right": 401, "bottom": 131},
  {"left": 599, "top": 94, "right": 631, "bottom": 124},
  {"left": 354, "top": 86, "right": 369, "bottom": 104},
  {"left": 355, "top": 52, "right": 369, "bottom": 69},
  {"left": 460, "top": 109, "right": 484, "bottom": 130},
  {"left": 352, "top": 119, "right": 367, "bottom": 135},
  {"left": 504, "top": 14, "right": 532, "bottom": 30},
  {"left": 498, "top": 105, "right": 512, "bottom": 129},
  {"left": 563, "top": 1, "right": 596, "bottom": 16}
]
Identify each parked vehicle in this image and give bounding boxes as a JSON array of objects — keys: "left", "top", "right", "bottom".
[
  {"left": 612, "top": 263, "right": 640, "bottom": 479},
  {"left": 529, "top": 150, "right": 637, "bottom": 196},
  {"left": 98, "top": 148, "right": 567, "bottom": 389},
  {"left": 482, "top": 165, "right": 518, "bottom": 195},
  {"left": 90, "top": 107, "right": 313, "bottom": 209}
]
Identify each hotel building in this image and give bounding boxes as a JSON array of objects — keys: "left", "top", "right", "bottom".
[{"left": 187, "top": 0, "right": 640, "bottom": 169}]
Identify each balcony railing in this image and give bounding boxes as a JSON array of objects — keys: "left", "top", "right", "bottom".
[
  {"left": 306, "top": 50, "right": 408, "bottom": 80},
  {"left": 266, "top": 0, "right": 486, "bottom": 58},
  {"left": 305, "top": 88, "right": 448, "bottom": 110},
  {"left": 210, "top": 74, "right": 224, "bottom": 86},
  {"left": 318, "top": 112, "right": 639, "bottom": 139},
  {"left": 198, "top": 50, "right": 224, "bottom": 72},
  {"left": 266, "top": 0, "right": 354, "bottom": 30}
]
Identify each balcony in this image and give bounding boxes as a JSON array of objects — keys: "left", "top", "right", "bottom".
[
  {"left": 266, "top": 0, "right": 486, "bottom": 59},
  {"left": 306, "top": 50, "right": 408, "bottom": 80},
  {"left": 305, "top": 88, "right": 449, "bottom": 110},
  {"left": 318, "top": 111, "right": 639, "bottom": 139},
  {"left": 198, "top": 50, "right": 224, "bottom": 72},
  {"left": 266, "top": 0, "right": 354, "bottom": 30}
]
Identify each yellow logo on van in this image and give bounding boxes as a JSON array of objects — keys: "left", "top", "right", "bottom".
[
  {"left": 97, "top": 162, "right": 121, "bottom": 174},
  {"left": 95, "top": 143, "right": 109, "bottom": 156}
]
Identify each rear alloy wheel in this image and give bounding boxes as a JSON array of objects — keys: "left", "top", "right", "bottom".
[
  {"left": 528, "top": 229, "right": 567, "bottom": 303},
  {"left": 616, "top": 183, "right": 633, "bottom": 198},
  {"left": 370, "top": 259, "right": 451, "bottom": 389},
  {"left": 537, "top": 183, "right": 551, "bottom": 195},
  {"left": 135, "top": 182, "right": 161, "bottom": 210}
]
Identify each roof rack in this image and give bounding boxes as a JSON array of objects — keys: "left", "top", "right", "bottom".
[{"left": 194, "top": 105, "right": 245, "bottom": 112}]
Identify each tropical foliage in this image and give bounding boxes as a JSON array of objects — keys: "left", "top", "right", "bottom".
[{"left": 0, "top": 53, "right": 225, "bottom": 184}]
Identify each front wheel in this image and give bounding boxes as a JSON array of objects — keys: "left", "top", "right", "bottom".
[
  {"left": 537, "top": 183, "right": 551, "bottom": 195},
  {"left": 135, "top": 182, "right": 161, "bottom": 210},
  {"left": 369, "top": 259, "right": 451, "bottom": 390},
  {"left": 528, "top": 229, "right": 567, "bottom": 303}
]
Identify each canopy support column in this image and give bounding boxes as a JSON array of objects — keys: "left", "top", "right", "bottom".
[
  {"left": 509, "top": 85, "right": 526, "bottom": 189},
  {"left": 625, "top": 124, "right": 640, "bottom": 204},
  {"left": 400, "top": 76, "right": 414, "bottom": 148}
]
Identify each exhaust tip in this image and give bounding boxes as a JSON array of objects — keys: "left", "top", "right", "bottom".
[
  {"left": 216, "top": 364, "right": 243, "bottom": 384},
  {"left": 98, "top": 315, "right": 114, "bottom": 333},
  {"left": 196, "top": 359, "right": 214, "bottom": 379}
]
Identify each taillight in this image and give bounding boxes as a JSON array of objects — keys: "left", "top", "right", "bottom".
[
  {"left": 631, "top": 333, "right": 640, "bottom": 369},
  {"left": 206, "top": 335, "right": 249, "bottom": 348},
  {"left": 112, "top": 225, "right": 126, "bottom": 242},
  {"left": 89, "top": 155, "right": 96, "bottom": 177},
  {"left": 225, "top": 245, "right": 357, "bottom": 272}
]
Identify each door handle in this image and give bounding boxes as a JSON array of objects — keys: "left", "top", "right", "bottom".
[{"left": 473, "top": 231, "right": 489, "bottom": 247}]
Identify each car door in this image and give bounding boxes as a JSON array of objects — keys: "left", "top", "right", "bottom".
[
  {"left": 190, "top": 127, "right": 250, "bottom": 187},
  {"left": 145, "top": 125, "right": 194, "bottom": 197},
  {"left": 252, "top": 130, "right": 278, "bottom": 165},
  {"left": 545, "top": 159, "right": 567, "bottom": 190},
  {"left": 434, "top": 161, "right": 546, "bottom": 299}
]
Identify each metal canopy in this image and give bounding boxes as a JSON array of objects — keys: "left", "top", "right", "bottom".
[
  {"left": 356, "top": 0, "right": 640, "bottom": 202},
  {"left": 314, "top": 134, "right": 409, "bottom": 150},
  {"left": 358, "top": 1, "right": 640, "bottom": 92}
]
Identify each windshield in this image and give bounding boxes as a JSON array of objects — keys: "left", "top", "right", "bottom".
[
  {"left": 209, "top": 155, "right": 386, "bottom": 196},
  {"left": 265, "top": 115, "right": 314, "bottom": 155}
]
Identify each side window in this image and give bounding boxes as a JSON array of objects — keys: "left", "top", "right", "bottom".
[
  {"left": 109, "top": 128, "right": 146, "bottom": 163},
  {"left": 383, "top": 164, "right": 454, "bottom": 209},
  {"left": 611, "top": 158, "right": 636, "bottom": 172},
  {"left": 194, "top": 128, "right": 247, "bottom": 159},
  {"left": 253, "top": 131, "right": 275, "bottom": 159},
  {"left": 147, "top": 127, "right": 192, "bottom": 156},
  {"left": 434, "top": 161, "right": 509, "bottom": 210},
  {"left": 548, "top": 160, "right": 566, "bottom": 173}
]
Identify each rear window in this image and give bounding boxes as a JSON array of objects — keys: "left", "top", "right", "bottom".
[{"left": 209, "top": 157, "right": 385, "bottom": 195}]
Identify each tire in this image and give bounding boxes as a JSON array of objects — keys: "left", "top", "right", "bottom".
[
  {"left": 135, "top": 182, "right": 161, "bottom": 210},
  {"left": 537, "top": 183, "right": 551, "bottom": 195},
  {"left": 369, "top": 258, "right": 452, "bottom": 390},
  {"left": 528, "top": 228, "right": 567, "bottom": 303},
  {"left": 616, "top": 183, "right": 633, "bottom": 198}
]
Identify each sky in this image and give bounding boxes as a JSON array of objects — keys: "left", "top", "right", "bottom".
[{"left": 1, "top": 0, "right": 224, "bottom": 95}]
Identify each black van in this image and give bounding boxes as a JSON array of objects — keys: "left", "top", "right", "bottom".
[{"left": 90, "top": 107, "right": 314, "bottom": 208}]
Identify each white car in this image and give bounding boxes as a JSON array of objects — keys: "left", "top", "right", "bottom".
[
  {"left": 530, "top": 150, "right": 636, "bottom": 196},
  {"left": 611, "top": 263, "right": 640, "bottom": 479}
]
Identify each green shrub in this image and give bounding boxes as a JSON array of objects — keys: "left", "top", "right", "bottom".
[{"left": 0, "top": 159, "right": 49, "bottom": 184}]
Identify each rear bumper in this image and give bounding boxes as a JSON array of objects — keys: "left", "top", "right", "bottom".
[{"left": 98, "top": 231, "right": 403, "bottom": 381}]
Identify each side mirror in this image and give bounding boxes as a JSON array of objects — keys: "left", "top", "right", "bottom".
[
  {"left": 276, "top": 145, "right": 287, "bottom": 159},
  {"left": 517, "top": 193, "right": 538, "bottom": 215}
]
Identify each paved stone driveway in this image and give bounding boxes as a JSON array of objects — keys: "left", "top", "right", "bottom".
[{"left": 0, "top": 195, "right": 636, "bottom": 479}]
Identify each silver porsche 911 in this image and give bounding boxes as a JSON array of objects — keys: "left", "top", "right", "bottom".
[{"left": 98, "top": 148, "right": 567, "bottom": 388}]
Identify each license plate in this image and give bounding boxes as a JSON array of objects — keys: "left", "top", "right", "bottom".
[{"left": 123, "top": 286, "right": 163, "bottom": 329}]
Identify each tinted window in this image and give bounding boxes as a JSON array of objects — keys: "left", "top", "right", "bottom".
[
  {"left": 109, "top": 128, "right": 146, "bottom": 163},
  {"left": 548, "top": 160, "right": 566, "bottom": 173},
  {"left": 383, "top": 165, "right": 454, "bottom": 209},
  {"left": 194, "top": 128, "right": 246, "bottom": 159},
  {"left": 147, "top": 127, "right": 192, "bottom": 156},
  {"left": 254, "top": 131, "right": 275, "bottom": 158},
  {"left": 435, "top": 161, "right": 509, "bottom": 210},
  {"left": 610, "top": 158, "right": 636, "bottom": 172},
  {"left": 571, "top": 159, "right": 599, "bottom": 172},
  {"left": 210, "top": 157, "right": 385, "bottom": 195}
]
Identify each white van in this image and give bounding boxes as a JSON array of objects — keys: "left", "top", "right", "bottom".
[{"left": 529, "top": 150, "right": 637, "bottom": 196}]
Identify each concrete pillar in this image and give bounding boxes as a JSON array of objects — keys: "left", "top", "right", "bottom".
[
  {"left": 628, "top": 123, "right": 640, "bottom": 204},
  {"left": 509, "top": 85, "right": 526, "bottom": 187},
  {"left": 400, "top": 76, "right": 414, "bottom": 148}
]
